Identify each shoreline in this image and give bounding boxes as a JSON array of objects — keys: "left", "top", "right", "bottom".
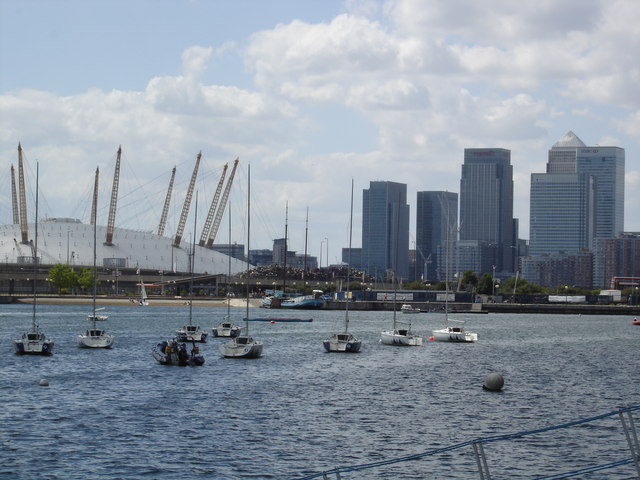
[{"left": 8, "top": 296, "right": 263, "bottom": 308}]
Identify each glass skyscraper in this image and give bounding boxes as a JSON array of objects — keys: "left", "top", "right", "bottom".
[
  {"left": 529, "top": 131, "right": 625, "bottom": 257},
  {"left": 416, "top": 191, "right": 457, "bottom": 282},
  {"left": 460, "top": 148, "right": 515, "bottom": 274},
  {"left": 362, "top": 181, "right": 409, "bottom": 282}
]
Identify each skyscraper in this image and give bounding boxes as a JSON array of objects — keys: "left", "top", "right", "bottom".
[
  {"left": 529, "top": 131, "right": 625, "bottom": 256},
  {"left": 416, "top": 191, "right": 457, "bottom": 282},
  {"left": 362, "top": 181, "right": 409, "bottom": 282},
  {"left": 460, "top": 148, "right": 515, "bottom": 274}
]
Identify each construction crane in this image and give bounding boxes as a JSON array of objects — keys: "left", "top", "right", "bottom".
[
  {"left": 173, "top": 152, "right": 201, "bottom": 247},
  {"left": 157, "top": 166, "right": 176, "bottom": 237},
  {"left": 11, "top": 164, "right": 19, "bottom": 224},
  {"left": 17, "top": 143, "right": 28, "bottom": 244},
  {"left": 206, "top": 158, "right": 239, "bottom": 248},
  {"left": 105, "top": 146, "right": 121, "bottom": 245},
  {"left": 90, "top": 167, "right": 99, "bottom": 225},
  {"left": 199, "top": 162, "right": 228, "bottom": 246}
]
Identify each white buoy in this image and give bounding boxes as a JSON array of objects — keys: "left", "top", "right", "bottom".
[
  {"left": 483, "top": 373, "right": 504, "bottom": 391},
  {"left": 39, "top": 379, "right": 49, "bottom": 387}
]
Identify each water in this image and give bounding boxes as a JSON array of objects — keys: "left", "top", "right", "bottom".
[{"left": 1, "top": 304, "right": 638, "bottom": 479}]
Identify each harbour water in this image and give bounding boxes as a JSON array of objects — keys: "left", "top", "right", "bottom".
[{"left": 1, "top": 304, "right": 638, "bottom": 479}]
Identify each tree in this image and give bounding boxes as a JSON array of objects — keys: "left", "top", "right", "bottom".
[
  {"left": 460, "top": 270, "right": 478, "bottom": 292},
  {"left": 476, "top": 274, "right": 494, "bottom": 295},
  {"left": 48, "top": 264, "right": 76, "bottom": 294},
  {"left": 75, "top": 268, "right": 94, "bottom": 292}
]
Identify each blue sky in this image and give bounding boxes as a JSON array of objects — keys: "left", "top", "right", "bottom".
[{"left": 1, "top": 0, "right": 639, "bottom": 265}]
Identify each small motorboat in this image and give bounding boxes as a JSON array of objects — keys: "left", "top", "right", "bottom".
[
  {"left": 400, "top": 304, "right": 421, "bottom": 314},
  {"left": 152, "top": 339, "right": 204, "bottom": 366},
  {"left": 632, "top": 318, "right": 640, "bottom": 326}
]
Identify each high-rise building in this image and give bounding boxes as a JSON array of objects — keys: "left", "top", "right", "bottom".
[
  {"left": 460, "top": 148, "right": 515, "bottom": 274},
  {"left": 361, "top": 181, "right": 409, "bottom": 281},
  {"left": 529, "top": 131, "right": 625, "bottom": 256},
  {"left": 416, "top": 191, "right": 457, "bottom": 282}
]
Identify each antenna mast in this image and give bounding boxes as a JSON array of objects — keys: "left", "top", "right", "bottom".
[
  {"left": 173, "top": 151, "right": 201, "bottom": 247},
  {"left": 206, "top": 158, "right": 239, "bottom": 248},
  {"left": 10, "top": 164, "right": 19, "bottom": 224},
  {"left": 199, "top": 162, "right": 228, "bottom": 246},
  {"left": 157, "top": 166, "right": 176, "bottom": 236},
  {"left": 105, "top": 146, "right": 121, "bottom": 245},
  {"left": 17, "top": 143, "right": 29, "bottom": 244}
]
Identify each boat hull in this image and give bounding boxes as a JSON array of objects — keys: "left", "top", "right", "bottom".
[
  {"left": 219, "top": 336, "right": 263, "bottom": 358},
  {"left": 77, "top": 330, "right": 114, "bottom": 348},
  {"left": 380, "top": 330, "right": 423, "bottom": 346},
  {"left": 212, "top": 322, "right": 242, "bottom": 338},
  {"left": 14, "top": 335, "right": 54, "bottom": 355},
  {"left": 432, "top": 327, "right": 478, "bottom": 343},
  {"left": 152, "top": 341, "right": 204, "bottom": 366},
  {"left": 323, "top": 333, "right": 361, "bottom": 353}
]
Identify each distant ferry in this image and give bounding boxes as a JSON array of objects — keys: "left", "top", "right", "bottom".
[{"left": 261, "top": 290, "right": 327, "bottom": 309}]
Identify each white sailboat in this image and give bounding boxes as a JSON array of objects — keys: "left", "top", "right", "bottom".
[
  {"left": 323, "top": 179, "right": 361, "bottom": 353},
  {"left": 431, "top": 205, "right": 478, "bottom": 343},
  {"left": 175, "top": 213, "right": 208, "bottom": 343},
  {"left": 14, "top": 161, "right": 54, "bottom": 355},
  {"left": 135, "top": 273, "right": 149, "bottom": 306},
  {"left": 380, "top": 208, "right": 423, "bottom": 347},
  {"left": 78, "top": 167, "right": 114, "bottom": 349},
  {"left": 219, "top": 163, "right": 263, "bottom": 358},
  {"left": 212, "top": 199, "right": 241, "bottom": 338}
]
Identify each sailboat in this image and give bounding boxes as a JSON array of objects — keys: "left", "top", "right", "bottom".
[
  {"left": 323, "top": 179, "right": 361, "bottom": 353},
  {"left": 380, "top": 199, "right": 422, "bottom": 346},
  {"left": 219, "top": 163, "right": 263, "bottom": 358},
  {"left": 14, "top": 161, "right": 54, "bottom": 355},
  {"left": 175, "top": 195, "right": 208, "bottom": 343},
  {"left": 212, "top": 199, "right": 241, "bottom": 338},
  {"left": 78, "top": 167, "right": 114, "bottom": 348},
  {"left": 135, "top": 273, "right": 149, "bottom": 306},
  {"left": 431, "top": 204, "right": 478, "bottom": 343}
]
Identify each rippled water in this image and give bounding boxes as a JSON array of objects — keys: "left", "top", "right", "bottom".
[{"left": 1, "top": 304, "right": 638, "bottom": 479}]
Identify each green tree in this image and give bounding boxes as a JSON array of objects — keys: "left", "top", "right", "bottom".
[
  {"left": 477, "top": 273, "right": 494, "bottom": 295},
  {"left": 75, "top": 268, "right": 94, "bottom": 292},
  {"left": 48, "top": 264, "right": 76, "bottom": 294},
  {"left": 460, "top": 270, "right": 478, "bottom": 292}
]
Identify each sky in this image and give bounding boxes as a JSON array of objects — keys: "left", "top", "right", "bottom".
[{"left": 1, "top": 0, "right": 639, "bottom": 266}]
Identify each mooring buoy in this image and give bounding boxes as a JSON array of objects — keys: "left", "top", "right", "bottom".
[{"left": 483, "top": 373, "right": 504, "bottom": 391}]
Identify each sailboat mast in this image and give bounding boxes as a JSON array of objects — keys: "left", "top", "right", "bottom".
[
  {"left": 283, "top": 202, "right": 288, "bottom": 295},
  {"left": 189, "top": 193, "right": 198, "bottom": 324},
  {"left": 303, "top": 207, "right": 308, "bottom": 278},
  {"left": 245, "top": 165, "right": 251, "bottom": 333},
  {"left": 392, "top": 193, "right": 401, "bottom": 329},
  {"left": 32, "top": 163, "right": 39, "bottom": 332},
  {"left": 345, "top": 179, "right": 354, "bottom": 332},
  {"left": 227, "top": 200, "right": 232, "bottom": 319},
  {"left": 92, "top": 167, "right": 99, "bottom": 326}
]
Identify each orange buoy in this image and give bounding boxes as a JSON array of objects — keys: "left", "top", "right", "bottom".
[
  {"left": 428, "top": 336, "right": 435, "bottom": 341},
  {"left": 270, "top": 320, "right": 276, "bottom": 324}
]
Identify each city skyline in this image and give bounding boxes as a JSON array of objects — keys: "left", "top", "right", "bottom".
[{"left": 1, "top": 0, "right": 639, "bottom": 265}]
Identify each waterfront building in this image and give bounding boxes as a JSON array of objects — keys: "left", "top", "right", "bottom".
[
  {"left": 460, "top": 148, "right": 515, "bottom": 275},
  {"left": 361, "top": 181, "right": 410, "bottom": 282},
  {"left": 211, "top": 243, "right": 245, "bottom": 261},
  {"left": 341, "top": 247, "right": 362, "bottom": 271},
  {"left": 416, "top": 191, "right": 457, "bottom": 282},
  {"left": 520, "top": 251, "right": 593, "bottom": 289},
  {"left": 593, "top": 233, "right": 640, "bottom": 289}
]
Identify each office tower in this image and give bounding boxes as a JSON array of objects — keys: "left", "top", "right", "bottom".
[
  {"left": 362, "top": 181, "right": 409, "bottom": 281},
  {"left": 529, "top": 131, "right": 625, "bottom": 256},
  {"left": 416, "top": 191, "right": 457, "bottom": 282},
  {"left": 529, "top": 173, "right": 595, "bottom": 256},
  {"left": 460, "top": 148, "right": 515, "bottom": 274}
]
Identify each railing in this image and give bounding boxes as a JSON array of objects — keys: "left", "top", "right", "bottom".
[{"left": 294, "top": 405, "right": 640, "bottom": 480}]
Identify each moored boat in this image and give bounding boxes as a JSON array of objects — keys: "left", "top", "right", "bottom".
[
  {"left": 152, "top": 339, "right": 204, "bottom": 366},
  {"left": 400, "top": 304, "right": 421, "bottom": 314}
]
